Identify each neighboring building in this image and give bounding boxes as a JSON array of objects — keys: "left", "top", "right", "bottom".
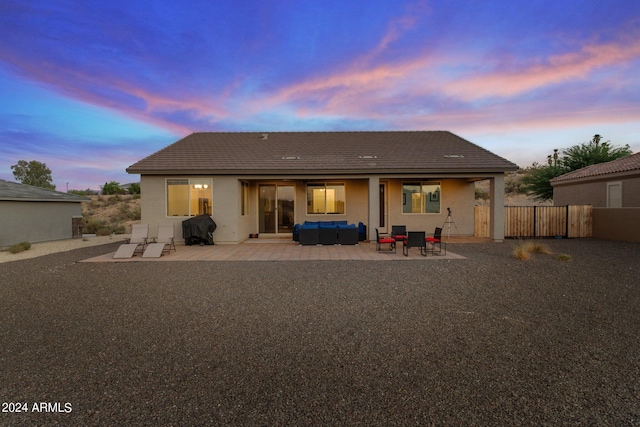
[
  {"left": 0, "top": 179, "right": 89, "bottom": 246},
  {"left": 551, "top": 152, "right": 640, "bottom": 242},
  {"left": 127, "top": 131, "right": 518, "bottom": 243}
]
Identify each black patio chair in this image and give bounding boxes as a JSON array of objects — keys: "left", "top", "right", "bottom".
[
  {"left": 426, "top": 227, "right": 446, "bottom": 255},
  {"left": 403, "top": 231, "right": 427, "bottom": 256},
  {"left": 391, "top": 225, "right": 407, "bottom": 244},
  {"left": 375, "top": 228, "right": 396, "bottom": 253}
]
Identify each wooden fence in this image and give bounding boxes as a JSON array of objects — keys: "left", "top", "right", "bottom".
[{"left": 475, "top": 205, "right": 592, "bottom": 238}]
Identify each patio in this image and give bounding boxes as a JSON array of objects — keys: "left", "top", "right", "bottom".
[{"left": 82, "top": 236, "right": 485, "bottom": 262}]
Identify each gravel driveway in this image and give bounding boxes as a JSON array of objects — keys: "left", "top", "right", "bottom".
[{"left": 1, "top": 239, "right": 639, "bottom": 426}]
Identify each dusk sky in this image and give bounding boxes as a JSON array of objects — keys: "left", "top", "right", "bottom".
[{"left": 1, "top": 0, "right": 639, "bottom": 191}]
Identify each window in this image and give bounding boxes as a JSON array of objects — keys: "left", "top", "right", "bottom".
[
  {"left": 307, "top": 183, "right": 345, "bottom": 214},
  {"left": 241, "top": 181, "right": 249, "bottom": 215},
  {"left": 167, "top": 178, "right": 212, "bottom": 216},
  {"left": 402, "top": 182, "right": 440, "bottom": 214}
]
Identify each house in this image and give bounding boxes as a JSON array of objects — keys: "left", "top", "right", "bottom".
[
  {"left": 0, "top": 179, "right": 89, "bottom": 246},
  {"left": 126, "top": 131, "right": 518, "bottom": 244},
  {"left": 551, "top": 152, "right": 640, "bottom": 242}
]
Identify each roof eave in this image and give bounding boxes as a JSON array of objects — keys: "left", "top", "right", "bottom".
[
  {"left": 129, "top": 166, "right": 518, "bottom": 176},
  {"left": 551, "top": 168, "right": 640, "bottom": 186},
  {"left": 0, "top": 197, "right": 89, "bottom": 202}
]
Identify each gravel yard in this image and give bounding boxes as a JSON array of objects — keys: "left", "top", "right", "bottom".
[{"left": 1, "top": 239, "right": 639, "bottom": 426}]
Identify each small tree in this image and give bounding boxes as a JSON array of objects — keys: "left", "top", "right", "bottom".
[
  {"left": 127, "top": 183, "right": 141, "bottom": 194},
  {"left": 101, "top": 181, "right": 125, "bottom": 195},
  {"left": 522, "top": 134, "right": 632, "bottom": 201},
  {"left": 521, "top": 163, "right": 565, "bottom": 201},
  {"left": 11, "top": 160, "right": 56, "bottom": 190},
  {"left": 562, "top": 134, "right": 631, "bottom": 171}
]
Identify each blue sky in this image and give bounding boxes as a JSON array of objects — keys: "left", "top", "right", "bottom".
[{"left": 1, "top": 0, "right": 639, "bottom": 191}]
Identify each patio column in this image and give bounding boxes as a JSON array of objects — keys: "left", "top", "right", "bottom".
[
  {"left": 368, "top": 176, "right": 380, "bottom": 241},
  {"left": 489, "top": 174, "right": 505, "bottom": 242}
]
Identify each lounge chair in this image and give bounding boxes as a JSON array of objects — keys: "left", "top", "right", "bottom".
[
  {"left": 143, "top": 223, "right": 176, "bottom": 258},
  {"left": 113, "top": 224, "right": 149, "bottom": 258},
  {"left": 375, "top": 228, "right": 396, "bottom": 253}
]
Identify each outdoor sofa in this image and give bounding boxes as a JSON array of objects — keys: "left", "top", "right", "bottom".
[{"left": 294, "top": 221, "right": 366, "bottom": 245}]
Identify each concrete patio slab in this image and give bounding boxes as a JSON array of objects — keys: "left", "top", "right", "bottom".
[{"left": 82, "top": 240, "right": 467, "bottom": 262}]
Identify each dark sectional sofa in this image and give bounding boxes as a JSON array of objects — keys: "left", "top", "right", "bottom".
[{"left": 293, "top": 221, "right": 366, "bottom": 245}]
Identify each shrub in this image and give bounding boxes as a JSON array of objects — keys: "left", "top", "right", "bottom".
[
  {"left": 529, "top": 242, "right": 553, "bottom": 255},
  {"left": 475, "top": 188, "right": 489, "bottom": 201},
  {"left": 95, "top": 224, "right": 125, "bottom": 236},
  {"left": 101, "top": 181, "right": 125, "bottom": 195},
  {"left": 84, "top": 219, "right": 106, "bottom": 234},
  {"left": 513, "top": 243, "right": 532, "bottom": 260},
  {"left": 114, "top": 204, "right": 140, "bottom": 222},
  {"left": 513, "top": 240, "right": 568, "bottom": 261},
  {"left": 84, "top": 219, "right": 125, "bottom": 236},
  {"left": 513, "top": 240, "right": 553, "bottom": 260},
  {"left": 128, "top": 183, "right": 141, "bottom": 194},
  {"left": 8, "top": 241, "right": 31, "bottom": 254}
]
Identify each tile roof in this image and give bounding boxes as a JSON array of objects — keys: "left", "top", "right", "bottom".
[
  {"left": 550, "top": 152, "right": 640, "bottom": 184},
  {"left": 0, "top": 179, "right": 89, "bottom": 202},
  {"left": 127, "top": 131, "right": 518, "bottom": 175}
]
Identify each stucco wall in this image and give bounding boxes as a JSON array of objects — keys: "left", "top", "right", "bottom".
[
  {"left": 140, "top": 175, "right": 242, "bottom": 244},
  {"left": 622, "top": 177, "right": 640, "bottom": 206},
  {"left": 386, "top": 179, "right": 475, "bottom": 236},
  {"left": 0, "top": 201, "right": 82, "bottom": 246},
  {"left": 593, "top": 208, "right": 640, "bottom": 242},
  {"left": 293, "top": 179, "right": 369, "bottom": 227},
  {"left": 140, "top": 176, "right": 477, "bottom": 244},
  {"left": 554, "top": 176, "right": 640, "bottom": 207},
  {"left": 554, "top": 181, "right": 607, "bottom": 207}
]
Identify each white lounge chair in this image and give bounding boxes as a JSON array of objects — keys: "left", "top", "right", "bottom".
[
  {"left": 142, "top": 223, "right": 176, "bottom": 258},
  {"left": 113, "top": 224, "right": 149, "bottom": 259}
]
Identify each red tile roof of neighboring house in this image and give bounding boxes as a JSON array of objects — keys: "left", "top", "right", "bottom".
[
  {"left": 550, "top": 152, "right": 640, "bottom": 184},
  {"left": 127, "top": 131, "right": 517, "bottom": 175}
]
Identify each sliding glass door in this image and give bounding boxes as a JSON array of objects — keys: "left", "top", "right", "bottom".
[{"left": 259, "top": 184, "right": 294, "bottom": 234}]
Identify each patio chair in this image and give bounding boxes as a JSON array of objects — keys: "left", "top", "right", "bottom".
[
  {"left": 142, "top": 223, "right": 176, "bottom": 258},
  {"left": 403, "top": 231, "right": 427, "bottom": 256},
  {"left": 391, "top": 225, "right": 407, "bottom": 244},
  {"left": 426, "top": 227, "right": 446, "bottom": 255},
  {"left": 113, "top": 224, "right": 149, "bottom": 259},
  {"left": 375, "top": 228, "right": 396, "bottom": 253}
]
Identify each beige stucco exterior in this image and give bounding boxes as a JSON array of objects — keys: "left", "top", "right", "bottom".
[
  {"left": 0, "top": 201, "right": 82, "bottom": 246},
  {"left": 552, "top": 167, "right": 640, "bottom": 243},
  {"left": 554, "top": 175, "right": 640, "bottom": 207},
  {"left": 139, "top": 174, "right": 488, "bottom": 244}
]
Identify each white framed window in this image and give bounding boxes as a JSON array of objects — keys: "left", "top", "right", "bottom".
[
  {"left": 402, "top": 182, "right": 440, "bottom": 214},
  {"left": 306, "top": 183, "right": 345, "bottom": 214},
  {"left": 166, "top": 178, "right": 212, "bottom": 217}
]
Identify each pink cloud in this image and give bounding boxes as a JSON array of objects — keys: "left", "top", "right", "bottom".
[
  {"left": 0, "top": 47, "right": 227, "bottom": 135},
  {"left": 442, "top": 39, "right": 640, "bottom": 100},
  {"left": 246, "top": 32, "right": 640, "bottom": 136}
]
